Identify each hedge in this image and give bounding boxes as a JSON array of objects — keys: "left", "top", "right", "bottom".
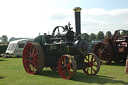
[{"left": 0, "top": 45, "right": 8, "bottom": 54}]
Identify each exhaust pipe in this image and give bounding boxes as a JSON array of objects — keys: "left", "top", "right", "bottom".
[{"left": 73, "top": 7, "right": 82, "bottom": 40}]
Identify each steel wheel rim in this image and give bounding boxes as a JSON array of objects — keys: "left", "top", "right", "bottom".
[
  {"left": 94, "top": 42, "right": 113, "bottom": 65},
  {"left": 22, "top": 42, "right": 44, "bottom": 74},
  {"left": 58, "top": 54, "right": 77, "bottom": 79},
  {"left": 83, "top": 53, "right": 100, "bottom": 75}
]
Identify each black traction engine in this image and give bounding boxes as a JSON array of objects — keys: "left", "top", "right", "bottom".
[{"left": 22, "top": 7, "right": 100, "bottom": 80}]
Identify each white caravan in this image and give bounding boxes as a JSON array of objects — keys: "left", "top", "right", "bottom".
[{"left": 5, "top": 39, "right": 33, "bottom": 57}]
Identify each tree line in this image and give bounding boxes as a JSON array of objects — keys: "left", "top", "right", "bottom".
[
  {"left": 1, "top": 30, "right": 128, "bottom": 43},
  {"left": 0, "top": 31, "right": 113, "bottom": 43},
  {"left": 81, "top": 31, "right": 112, "bottom": 41}
]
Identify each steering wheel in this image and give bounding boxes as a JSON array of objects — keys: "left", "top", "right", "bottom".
[{"left": 52, "top": 26, "right": 65, "bottom": 37}]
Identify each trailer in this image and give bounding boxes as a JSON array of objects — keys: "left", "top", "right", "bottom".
[{"left": 4, "top": 39, "right": 33, "bottom": 57}]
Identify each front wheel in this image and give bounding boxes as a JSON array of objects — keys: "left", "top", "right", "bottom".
[
  {"left": 58, "top": 54, "right": 77, "bottom": 80},
  {"left": 83, "top": 53, "right": 100, "bottom": 75}
]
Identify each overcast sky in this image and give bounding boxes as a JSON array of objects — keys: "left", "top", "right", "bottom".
[{"left": 0, "top": 0, "right": 128, "bottom": 39}]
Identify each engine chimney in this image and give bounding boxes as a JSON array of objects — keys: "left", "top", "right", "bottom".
[{"left": 73, "top": 7, "right": 82, "bottom": 40}]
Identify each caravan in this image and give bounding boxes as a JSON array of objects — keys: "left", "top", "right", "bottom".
[{"left": 5, "top": 39, "right": 33, "bottom": 57}]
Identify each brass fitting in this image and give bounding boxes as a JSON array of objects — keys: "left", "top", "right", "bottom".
[{"left": 73, "top": 7, "right": 82, "bottom": 12}]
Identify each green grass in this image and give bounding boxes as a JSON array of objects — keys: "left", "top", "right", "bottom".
[{"left": 0, "top": 57, "right": 128, "bottom": 85}]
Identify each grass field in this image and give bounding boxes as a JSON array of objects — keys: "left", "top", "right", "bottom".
[{"left": 0, "top": 57, "right": 128, "bottom": 85}]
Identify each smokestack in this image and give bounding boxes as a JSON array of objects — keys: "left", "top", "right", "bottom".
[{"left": 73, "top": 7, "right": 82, "bottom": 40}]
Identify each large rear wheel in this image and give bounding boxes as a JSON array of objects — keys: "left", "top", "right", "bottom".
[
  {"left": 22, "top": 42, "right": 45, "bottom": 74},
  {"left": 94, "top": 42, "right": 113, "bottom": 65}
]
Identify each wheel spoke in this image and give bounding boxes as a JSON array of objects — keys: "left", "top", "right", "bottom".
[
  {"left": 91, "top": 67, "right": 96, "bottom": 74},
  {"left": 88, "top": 55, "right": 90, "bottom": 62},
  {"left": 32, "top": 48, "right": 36, "bottom": 56},
  {"left": 27, "top": 66, "right": 31, "bottom": 71},
  {"left": 34, "top": 58, "right": 39, "bottom": 62},
  {"left": 29, "top": 43, "right": 32, "bottom": 49},
  {"left": 25, "top": 50, "right": 30, "bottom": 55},
  {"left": 63, "top": 57, "right": 67, "bottom": 65},
  {"left": 102, "top": 45, "right": 107, "bottom": 51},
  {"left": 67, "top": 63, "right": 72, "bottom": 68},
  {"left": 68, "top": 69, "right": 73, "bottom": 75},
  {"left": 103, "top": 50, "right": 109, "bottom": 54},
  {"left": 33, "top": 62, "right": 38, "bottom": 68},
  {"left": 25, "top": 59, "right": 30, "bottom": 62},
  {"left": 84, "top": 55, "right": 88, "bottom": 60},
  {"left": 85, "top": 55, "right": 89, "bottom": 62},
  {"left": 102, "top": 55, "right": 108, "bottom": 61},
  {"left": 86, "top": 67, "right": 89, "bottom": 72},
  {"left": 61, "top": 70, "right": 66, "bottom": 77},
  {"left": 92, "top": 59, "right": 96, "bottom": 62},
  {"left": 91, "top": 67, "right": 93, "bottom": 74},
  {"left": 62, "top": 69, "right": 66, "bottom": 73},
  {"left": 93, "top": 64, "right": 98, "bottom": 67},
  {"left": 68, "top": 70, "right": 72, "bottom": 78},
  {"left": 33, "top": 52, "right": 38, "bottom": 58},
  {"left": 91, "top": 56, "right": 93, "bottom": 62},
  {"left": 31, "top": 65, "right": 35, "bottom": 73}
]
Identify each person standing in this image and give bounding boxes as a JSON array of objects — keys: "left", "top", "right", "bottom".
[{"left": 125, "top": 54, "right": 128, "bottom": 74}]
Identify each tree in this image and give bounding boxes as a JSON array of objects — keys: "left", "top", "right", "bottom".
[
  {"left": 0, "top": 35, "right": 8, "bottom": 42},
  {"left": 89, "top": 33, "right": 96, "bottom": 41},
  {"left": 121, "top": 30, "right": 128, "bottom": 35},
  {"left": 106, "top": 31, "right": 112, "bottom": 37},
  {"left": 97, "top": 31, "right": 104, "bottom": 40},
  {"left": 81, "top": 33, "right": 89, "bottom": 41}
]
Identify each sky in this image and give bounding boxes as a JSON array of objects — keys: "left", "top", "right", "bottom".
[{"left": 0, "top": 0, "right": 128, "bottom": 39}]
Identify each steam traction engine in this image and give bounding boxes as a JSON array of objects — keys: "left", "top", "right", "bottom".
[
  {"left": 22, "top": 7, "right": 100, "bottom": 79},
  {"left": 94, "top": 29, "right": 128, "bottom": 65}
]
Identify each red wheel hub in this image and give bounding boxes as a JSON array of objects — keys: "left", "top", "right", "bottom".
[{"left": 89, "top": 62, "right": 93, "bottom": 67}]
